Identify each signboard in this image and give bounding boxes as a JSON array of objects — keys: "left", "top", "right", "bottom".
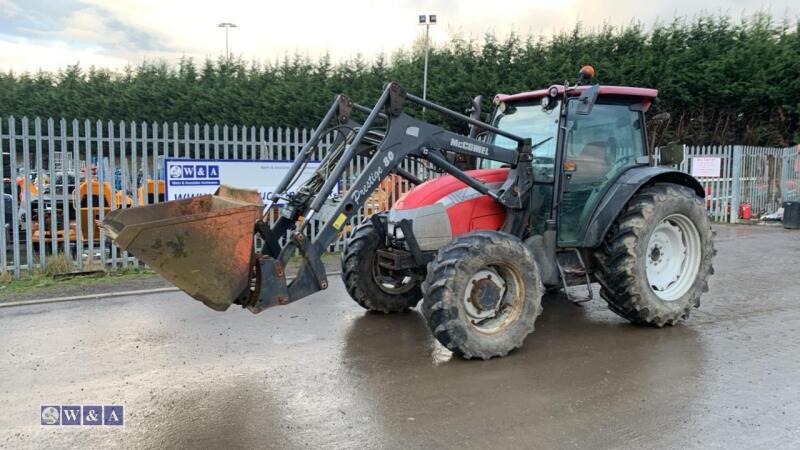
[
  {"left": 690, "top": 157, "right": 721, "bottom": 178},
  {"left": 164, "top": 159, "right": 321, "bottom": 203}
]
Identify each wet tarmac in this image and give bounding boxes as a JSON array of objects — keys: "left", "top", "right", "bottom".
[{"left": 1, "top": 224, "right": 799, "bottom": 449}]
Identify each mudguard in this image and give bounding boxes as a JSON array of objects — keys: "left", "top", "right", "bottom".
[{"left": 580, "top": 166, "right": 705, "bottom": 248}]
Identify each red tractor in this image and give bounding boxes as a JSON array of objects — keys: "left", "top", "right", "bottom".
[{"left": 105, "top": 68, "right": 714, "bottom": 359}]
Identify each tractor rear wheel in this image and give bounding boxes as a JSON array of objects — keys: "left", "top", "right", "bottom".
[
  {"left": 421, "top": 231, "right": 544, "bottom": 359},
  {"left": 596, "top": 183, "right": 714, "bottom": 326},
  {"left": 341, "top": 216, "right": 422, "bottom": 313}
]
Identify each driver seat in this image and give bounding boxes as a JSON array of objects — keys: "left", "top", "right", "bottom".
[{"left": 571, "top": 141, "right": 612, "bottom": 183}]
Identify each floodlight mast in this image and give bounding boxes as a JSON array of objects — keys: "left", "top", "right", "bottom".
[
  {"left": 218, "top": 22, "right": 238, "bottom": 60},
  {"left": 418, "top": 14, "right": 437, "bottom": 114}
]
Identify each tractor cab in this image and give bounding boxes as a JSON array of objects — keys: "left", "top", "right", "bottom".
[{"left": 489, "top": 79, "right": 657, "bottom": 246}]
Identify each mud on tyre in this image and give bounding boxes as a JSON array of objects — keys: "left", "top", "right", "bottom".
[
  {"left": 421, "top": 230, "right": 544, "bottom": 360},
  {"left": 341, "top": 215, "right": 422, "bottom": 313},
  {"left": 596, "top": 183, "right": 715, "bottom": 326}
]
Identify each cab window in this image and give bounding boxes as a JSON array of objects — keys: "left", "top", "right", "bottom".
[{"left": 483, "top": 100, "right": 560, "bottom": 183}]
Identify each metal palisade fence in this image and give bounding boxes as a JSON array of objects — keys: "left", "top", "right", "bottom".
[
  {"left": 0, "top": 117, "right": 431, "bottom": 278},
  {"left": 2, "top": 117, "right": 799, "bottom": 277},
  {"left": 656, "top": 144, "right": 800, "bottom": 223}
]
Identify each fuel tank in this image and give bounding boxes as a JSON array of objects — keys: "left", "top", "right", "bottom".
[{"left": 387, "top": 168, "right": 508, "bottom": 251}]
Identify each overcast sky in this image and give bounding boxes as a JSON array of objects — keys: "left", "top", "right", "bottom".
[{"left": 1, "top": 0, "right": 798, "bottom": 72}]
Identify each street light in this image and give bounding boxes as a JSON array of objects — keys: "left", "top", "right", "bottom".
[
  {"left": 218, "top": 22, "right": 237, "bottom": 60},
  {"left": 419, "top": 14, "right": 437, "bottom": 113}
]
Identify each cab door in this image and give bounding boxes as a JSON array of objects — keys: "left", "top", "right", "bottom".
[{"left": 557, "top": 100, "right": 647, "bottom": 246}]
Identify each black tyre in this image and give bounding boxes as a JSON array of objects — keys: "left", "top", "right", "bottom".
[
  {"left": 421, "top": 230, "right": 544, "bottom": 360},
  {"left": 596, "top": 183, "right": 715, "bottom": 326},
  {"left": 341, "top": 216, "right": 422, "bottom": 313}
]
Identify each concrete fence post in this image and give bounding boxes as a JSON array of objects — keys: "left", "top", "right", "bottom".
[
  {"left": 730, "top": 145, "right": 742, "bottom": 224},
  {"left": 780, "top": 147, "right": 790, "bottom": 203}
]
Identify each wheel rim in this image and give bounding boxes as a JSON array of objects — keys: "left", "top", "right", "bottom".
[
  {"left": 371, "top": 262, "right": 416, "bottom": 295},
  {"left": 462, "top": 264, "right": 525, "bottom": 334},
  {"left": 645, "top": 213, "right": 702, "bottom": 301}
]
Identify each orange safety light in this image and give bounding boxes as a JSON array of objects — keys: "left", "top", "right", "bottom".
[{"left": 579, "top": 65, "right": 595, "bottom": 82}]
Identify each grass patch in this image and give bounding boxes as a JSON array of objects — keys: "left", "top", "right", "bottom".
[{"left": 0, "top": 262, "right": 156, "bottom": 300}]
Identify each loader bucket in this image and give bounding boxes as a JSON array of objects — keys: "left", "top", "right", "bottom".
[{"left": 101, "top": 187, "right": 262, "bottom": 311}]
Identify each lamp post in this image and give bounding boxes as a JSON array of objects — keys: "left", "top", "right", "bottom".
[
  {"left": 418, "top": 14, "right": 437, "bottom": 113},
  {"left": 218, "top": 22, "right": 237, "bottom": 60}
]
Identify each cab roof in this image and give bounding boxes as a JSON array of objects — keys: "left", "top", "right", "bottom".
[{"left": 494, "top": 85, "right": 658, "bottom": 104}]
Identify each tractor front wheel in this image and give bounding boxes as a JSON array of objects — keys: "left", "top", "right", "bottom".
[
  {"left": 421, "top": 231, "right": 544, "bottom": 359},
  {"left": 596, "top": 183, "right": 715, "bottom": 326},
  {"left": 341, "top": 216, "right": 422, "bottom": 313}
]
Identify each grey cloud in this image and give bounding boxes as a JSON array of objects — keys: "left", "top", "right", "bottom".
[
  {"left": 61, "top": 7, "right": 170, "bottom": 52},
  {"left": 0, "top": 0, "right": 172, "bottom": 53}
]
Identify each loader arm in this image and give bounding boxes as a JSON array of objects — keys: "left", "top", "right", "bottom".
[
  {"left": 251, "top": 82, "right": 532, "bottom": 312},
  {"left": 103, "top": 82, "right": 531, "bottom": 313}
]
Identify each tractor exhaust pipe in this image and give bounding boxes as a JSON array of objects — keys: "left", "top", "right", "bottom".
[{"left": 101, "top": 186, "right": 262, "bottom": 311}]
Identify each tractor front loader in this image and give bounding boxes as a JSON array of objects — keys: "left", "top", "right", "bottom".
[{"left": 104, "top": 70, "right": 715, "bottom": 359}]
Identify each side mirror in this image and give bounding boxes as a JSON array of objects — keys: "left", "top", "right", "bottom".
[
  {"left": 651, "top": 112, "right": 671, "bottom": 123},
  {"left": 647, "top": 112, "right": 671, "bottom": 159},
  {"left": 658, "top": 143, "right": 684, "bottom": 166},
  {"left": 575, "top": 85, "right": 599, "bottom": 115}
]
